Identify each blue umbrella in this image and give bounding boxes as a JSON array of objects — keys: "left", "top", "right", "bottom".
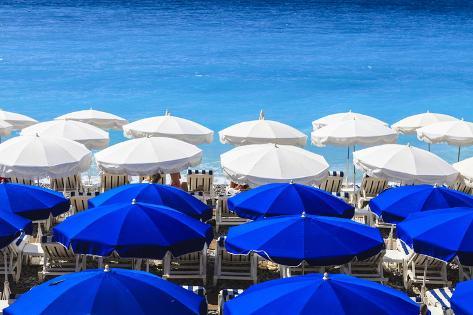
[
  {"left": 89, "top": 183, "right": 212, "bottom": 221},
  {"left": 224, "top": 273, "right": 419, "bottom": 315},
  {"left": 225, "top": 214, "right": 384, "bottom": 266},
  {"left": 397, "top": 207, "right": 473, "bottom": 265},
  {"left": 370, "top": 185, "right": 473, "bottom": 224},
  {"left": 227, "top": 183, "right": 354, "bottom": 220},
  {"left": 451, "top": 280, "right": 473, "bottom": 315},
  {"left": 0, "top": 183, "right": 70, "bottom": 221},
  {"left": 4, "top": 267, "right": 207, "bottom": 315},
  {"left": 53, "top": 200, "right": 213, "bottom": 259},
  {"left": 0, "top": 212, "right": 32, "bottom": 249}
]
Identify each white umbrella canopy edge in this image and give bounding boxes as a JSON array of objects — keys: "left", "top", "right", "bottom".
[
  {"left": 392, "top": 112, "right": 458, "bottom": 134},
  {"left": 55, "top": 109, "right": 128, "bottom": 130},
  {"left": 453, "top": 157, "right": 473, "bottom": 184},
  {"left": 353, "top": 144, "right": 459, "bottom": 185},
  {"left": 122, "top": 112, "right": 214, "bottom": 145},
  {"left": 416, "top": 120, "right": 473, "bottom": 146},
  {"left": 21, "top": 120, "right": 110, "bottom": 150},
  {"left": 220, "top": 143, "right": 329, "bottom": 187},
  {"left": 219, "top": 111, "right": 307, "bottom": 147},
  {"left": 0, "top": 135, "right": 92, "bottom": 179},
  {"left": 312, "top": 110, "right": 388, "bottom": 130},
  {"left": 0, "top": 109, "right": 38, "bottom": 130},
  {"left": 95, "top": 136, "right": 203, "bottom": 176}
]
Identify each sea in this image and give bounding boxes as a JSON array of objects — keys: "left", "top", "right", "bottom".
[{"left": 1, "top": 0, "right": 473, "bottom": 180}]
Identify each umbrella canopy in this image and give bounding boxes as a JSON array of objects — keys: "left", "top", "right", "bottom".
[
  {"left": 95, "top": 137, "right": 202, "bottom": 175},
  {"left": 311, "top": 119, "right": 397, "bottom": 147},
  {"left": 0, "top": 183, "right": 70, "bottom": 221},
  {"left": 227, "top": 183, "right": 354, "bottom": 220},
  {"left": 0, "top": 121, "right": 12, "bottom": 137},
  {"left": 451, "top": 280, "right": 473, "bottom": 315},
  {"left": 0, "top": 110, "right": 37, "bottom": 130},
  {"left": 55, "top": 109, "right": 128, "bottom": 130},
  {"left": 224, "top": 273, "right": 419, "bottom": 315},
  {"left": 0, "top": 212, "right": 32, "bottom": 249},
  {"left": 89, "top": 183, "right": 212, "bottom": 221},
  {"left": 454, "top": 157, "right": 473, "bottom": 183},
  {"left": 123, "top": 112, "right": 213, "bottom": 145},
  {"left": 221, "top": 143, "right": 329, "bottom": 187},
  {"left": 53, "top": 200, "right": 213, "bottom": 259},
  {"left": 312, "top": 111, "right": 387, "bottom": 129},
  {"left": 392, "top": 112, "right": 457, "bottom": 134},
  {"left": 4, "top": 267, "right": 206, "bottom": 315},
  {"left": 21, "top": 120, "right": 109, "bottom": 150},
  {"left": 417, "top": 120, "right": 473, "bottom": 146},
  {"left": 225, "top": 214, "right": 383, "bottom": 266},
  {"left": 0, "top": 135, "right": 92, "bottom": 179},
  {"left": 219, "top": 111, "right": 307, "bottom": 147},
  {"left": 397, "top": 207, "right": 473, "bottom": 265},
  {"left": 370, "top": 185, "right": 473, "bottom": 224},
  {"left": 353, "top": 144, "right": 459, "bottom": 185}
]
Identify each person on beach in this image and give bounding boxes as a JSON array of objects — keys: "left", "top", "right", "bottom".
[
  {"left": 170, "top": 172, "right": 181, "bottom": 188},
  {"left": 143, "top": 173, "right": 162, "bottom": 184}
]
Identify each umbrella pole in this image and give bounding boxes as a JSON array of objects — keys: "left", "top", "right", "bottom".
[
  {"left": 353, "top": 145, "right": 356, "bottom": 194},
  {"left": 427, "top": 143, "right": 430, "bottom": 152},
  {"left": 458, "top": 146, "right": 461, "bottom": 162},
  {"left": 345, "top": 146, "right": 350, "bottom": 185}
]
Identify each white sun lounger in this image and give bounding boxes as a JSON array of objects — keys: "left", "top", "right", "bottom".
[
  {"left": 318, "top": 171, "right": 344, "bottom": 193},
  {"left": 163, "top": 247, "right": 208, "bottom": 284},
  {"left": 99, "top": 173, "right": 129, "bottom": 192},
  {"left": 51, "top": 174, "right": 83, "bottom": 194},
  {"left": 213, "top": 237, "right": 257, "bottom": 285},
  {"left": 215, "top": 196, "right": 248, "bottom": 233},
  {"left": 342, "top": 251, "right": 387, "bottom": 283},
  {"left": 69, "top": 191, "right": 100, "bottom": 214}
]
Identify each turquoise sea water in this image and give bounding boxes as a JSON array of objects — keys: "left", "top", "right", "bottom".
[{"left": 1, "top": 0, "right": 473, "bottom": 177}]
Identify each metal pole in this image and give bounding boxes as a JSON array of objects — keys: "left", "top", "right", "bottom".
[
  {"left": 345, "top": 146, "right": 350, "bottom": 185},
  {"left": 427, "top": 143, "right": 430, "bottom": 152},
  {"left": 458, "top": 146, "right": 461, "bottom": 162},
  {"left": 353, "top": 145, "right": 356, "bottom": 194}
]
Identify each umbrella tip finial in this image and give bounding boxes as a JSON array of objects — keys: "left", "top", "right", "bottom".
[
  {"left": 104, "top": 265, "right": 110, "bottom": 272},
  {"left": 301, "top": 211, "right": 306, "bottom": 218},
  {"left": 323, "top": 272, "right": 329, "bottom": 280},
  {"left": 131, "top": 198, "right": 137, "bottom": 205},
  {"left": 165, "top": 109, "right": 170, "bottom": 116},
  {"left": 259, "top": 110, "right": 264, "bottom": 120},
  {"left": 290, "top": 180, "right": 294, "bottom": 184}
]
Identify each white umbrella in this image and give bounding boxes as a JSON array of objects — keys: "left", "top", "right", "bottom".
[
  {"left": 21, "top": 120, "right": 109, "bottom": 150},
  {"left": 0, "top": 109, "right": 37, "bottom": 130},
  {"left": 0, "top": 121, "right": 13, "bottom": 138},
  {"left": 0, "top": 135, "right": 92, "bottom": 179},
  {"left": 55, "top": 109, "right": 128, "bottom": 130},
  {"left": 417, "top": 120, "right": 473, "bottom": 161},
  {"left": 220, "top": 143, "right": 329, "bottom": 187},
  {"left": 123, "top": 111, "right": 213, "bottom": 145},
  {"left": 392, "top": 112, "right": 457, "bottom": 135},
  {"left": 95, "top": 137, "right": 202, "bottom": 175},
  {"left": 219, "top": 111, "right": 307, "bottom": 147},
  {"left": 353, "top": 144, "right": 459, "bottom": 185},
  {"left": 311, "top": 119, "right": 398, "bottom": 187},
  {"left": 453, "top": 157, "right": 473, "bottom": 184},
  {"left": 312, "top": 110, "right": 387, "bottom": 129}
]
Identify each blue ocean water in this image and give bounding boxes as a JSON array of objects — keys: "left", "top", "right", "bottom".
[{"left": 1, "top": 0, "right": 473, "bottom": 177}]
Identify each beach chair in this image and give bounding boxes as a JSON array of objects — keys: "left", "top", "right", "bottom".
[
  {"left": 402, "top": 242, "right": 449, "bottom": 290},
  {"left": 213, "top": 237, "right": 258, "bottom": 285},
  {"left": 182, "top": 285, "right": 207, "bottom": 298},
  {"left": 138, "top": 174, "right": 166, "bottom": 185},
  {"left": 355, "top": 175, "right": 388, "bottom": 209},
  {"left": 457, "top": 258, "right": 473, "bottom": 281},
  {"left": 215, "top": 196, "right": 248, "bottom": 233},
  {"left": 187, "top": 170, "right": 214, "bottom": 194},
  {"left": 51, "top": 174, "right": 83, "bottom": 194},
  {"left": 38, "top": 236, "right": 84, "bottom": 281},
  {"left": 163, "top": 247, "right": 207, "bottom": 284},
  {"left": 449, "top": 176, "right": 472, "bottom": 195},
  {"left": 342, "top": 251, "right": 387, "bottom": 283},
  {"left": 0, "top": 235, "right": 27, "bottom": 283},
  {"left": 318, "top": 171, "right": 344, "bottom": 193},
  {"left": 99, "top": 173, "right": 129, "bottom": 192},
  {"left": 352, "top": 208, "right": 373, "bottom": 225},
  {"left": 189, "top": 191, "right": 206, "bottom": 203},
  {"left": 424, "top": 287, "right": 454, "bottom": 315},
  {"left": 218, "top": 289, "right": 244, "bottom": 315},
  {"left": 279, "top": 263, "right": 327, "bottom": 278},
  {"left": 8, "top": 177, "right": 34, "bottom": 186},
  {"left": 69, "top": 191, "right": 100, "bottom": 214},
  {"left": 383, "top": 237, "right": 410, "bottom": 272}
]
